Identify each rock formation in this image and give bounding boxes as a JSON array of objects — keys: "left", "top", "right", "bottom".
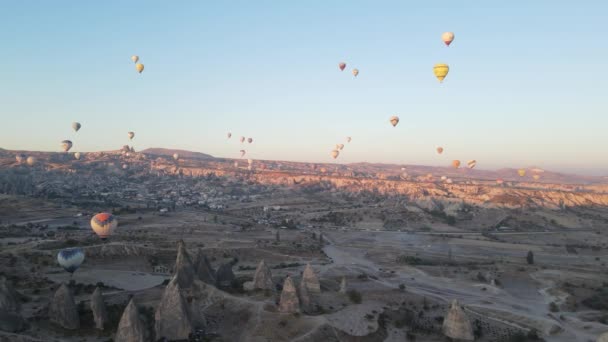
[
  {"left": 279, "top": 276, "right": 300, "bottom": 314},
  {"left": 216, "top": 262, "right": 235, "bottom": 289},
  {"left": 0, "top": 276, "right": 21, "bottom": 313},
  {"left": 442, "top": 300, "right": 474, "bottom": 341},
  {"left": 155, "top": 276, "right": 193, "bottom": 341},
  {"left": 598, "top": 332, "right": 608, "bottom": 342},
  {"left": 115, "top": 299, "right": 147, "bottom": 342},
  {"left": 339, "top": 276, "right": 347, "bottom": 294},
  {"left": 194, "top": 249, "right": 216, "bottom": 285},
  {"left": 49, "top": 284, "right": 79, "bottom": 330},
  {"left": 252, "top": 260, "right": 274, "bottom": 291},
  {"left": 302, "top": 263, "right": 321, "bottom": 293},
  {"left": 90, "top": 287, "right": 108, "bottom": 330},
  {"left": 0, "top": 309, "right": 25, "bottom": 332},
  {"left": 298, "top": 278, "right": 311, "bottom": 312},
  {"left": 173, "top": 240, "right": 196, "bottom": 288}
]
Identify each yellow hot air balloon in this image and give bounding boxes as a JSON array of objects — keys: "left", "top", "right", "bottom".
[
  {"left": 135, "top": 63, "right": 144, "bottom": 73},
  {"left": 452, "top": 160, "right": 461, "bottom": 169},
  {"left": 442, "top": 32, "right": 455, "bottom": 46},
  {"left": 331, "top": 150, "right": 340, "bottom": 159},
  {"left": 26, "top": 156, "right": 36, "bottom": 166},
  {"left": 433, "top": 63, "right": 449, "bottom": 82},
  {"left": 518, "top": 169, "right": 526, "bottom": 177},
  {"left": 91, "top": 213, "right": 117, "bottom": 239},
  {"left": 533, "top": 174, "right": 540, "bottom": 181},
  {"left": 352, "top": 69, "right": 359, "bottom": 77},
  {"left": 131, "top": 55, "right": 139, "bottom": 63},
  {"left": 389, "top": 116, "right": 400, "bottom": 127}
]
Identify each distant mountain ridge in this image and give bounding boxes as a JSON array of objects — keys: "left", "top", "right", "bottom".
[{"left": 141, "top": 148, "right": 215, "bottom": 160}]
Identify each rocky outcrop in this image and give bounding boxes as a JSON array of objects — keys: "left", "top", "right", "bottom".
[
  {"left": 155, "top": 276, "right": 193, "bottom": 341},
  {"left": 0, "top": 277, "right": 21, "bottom": 313},
  {"left": 90, "top": 287, "right": 108, "bottom": 330},
  {"left": 598, "top": 332, "right": 608, "bottom": 342},
  {"left": 216, "top": 262, "right": 235, "bottom": 289},
  {"left": 252, "top": 260, "right": 274, "bottom": 291},
  {"left": 49, "top": 284, "right": 79, "bottom": 330},
  {"left": 173, "top": 240, "right": 196, "bottom": 288},
  {"left": 279, "top": 276, "right": 300, "bottom": 314},
  {"left": 298, "top": 278, "right": 311, "bottom": 312},
  {"left": 442, "top": 300, "right": 474, "bottom": 341},
  {"left": 339, "top": 277, "right": 347, "bottom": 294},
  {"left": 194, "top": 249, "right": 216, "bottom": 285},
  {"left": 302, "top": 264, "right": 321, "bottom": 293},
  {"left": 115, "top": 299, "right": 147, "bottom": 342}
]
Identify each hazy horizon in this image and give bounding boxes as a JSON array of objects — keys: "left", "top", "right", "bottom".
[{"left": 1, "top": 1, "right": 606, "bottom": 175}]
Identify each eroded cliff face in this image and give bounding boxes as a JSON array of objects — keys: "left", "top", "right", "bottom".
[{"left": 153, "top": 164, "right": 608, "bottom": 210}]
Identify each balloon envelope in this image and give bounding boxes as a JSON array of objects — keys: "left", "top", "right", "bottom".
[
  {"left": 74, "top": 152, "right": 81, "bottom": 160},
  {"left": 433, "top": 63, "right": 449, "bottom": 82},
  {"left": 26, "top": 156, "right": 36, "bottom": 166},
  {"left": 467, "top": 160, "right": 477, "bottom": 169},
  {"left": 131, "top": 55, "right": 139, "bottom": 63},
  {"left": 339, "top": 62, "right": 346, "bottom": 71},
  {"left": 347, "top": 137, "right": 352, "bottom": 143},
  {"left": 57, "top": 248, "right": 85, "bottom": 273},
  {"left": 128, "top": 132, "right": 135, "bottom": 140},
  {"left": 91, "top": 213, "right": 117, "bottom": 239},
  {"left": 247, "top": 138, "right": 253, "bottom": 144},
  {"left": 518, "top": 169, "right": 526, "bottom": 177},
  {"left": 352, "top": 69, "right": 359, "bottom": 77},
  {"left": 240, "top": 150, "right": 246, "bottom": 157},
  {"left": 240, "top": 136, "right": 245, "bottom": 143},
  {"left": 441, "top": 32, "right": 455, "bottom": 46},
  {"left": 452, "top": 160, "right": 461, "bottom": 169},
  {"left": 389, "top": 116, "right": 400, "bottom": 127},
  {"left": 135, "top": 63, "right": 144, "bottom": 73},
  {"left": 331, "top": 150, "right": 340, "bottom": 159},
  {"left": 72, "top": 122, "right": 81, "bottom": 132},
  {"left": 436, "top": 147, "right": 444, "bottom": 154},
  {"left": 227, "top": 132, "right": 232, "bottom": 139},
  {"left": 61, "top": 140, "right": 73, "bottom": 152},
  {"left": 15, "top": 154, "right": 26, "bottom": 164},
  {"left": 173, "top": 153, "right": 179, "bottom": 160}
]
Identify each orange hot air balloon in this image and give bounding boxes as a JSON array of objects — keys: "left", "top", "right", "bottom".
[
  {"left": 91, "top": 213, "right": 117, "bottom": 239},
  {"left": 452, "top": 160, "right": 461, "bottom": 169},
  {"left": 436, "top": 147, "right": 444, "bottom": 154},
  {"left": 339, "top": 62, "right": 346, "bottom": 71}
]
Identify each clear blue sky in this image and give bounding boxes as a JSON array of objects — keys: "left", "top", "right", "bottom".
[{"left": 1, "top": 1, "right": 606, "bottom": 175}]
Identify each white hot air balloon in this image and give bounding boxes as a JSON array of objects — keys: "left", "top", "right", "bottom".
[
  {"left": 74, "top": 152, "right": 81, "bottom": 160},
  {"left": 57, "top": 248, "right": 85, "bottom": 274},
  {"left": 331, "top": 150, "right": 340, "bottom": 159},
  {"left": 131, "top": 55, "right": 139, "bottom": 63},
  {"left": 173, "top": 153, "right": 180, "bottom": 161}
]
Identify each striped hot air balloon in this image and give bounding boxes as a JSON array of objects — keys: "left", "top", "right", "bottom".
[
  {"left": 91, "top": 213, "right": 117, "bottom": 239},
  {"left": 433, "top": 63, "right": 449, "bottom": 82},
  {"left": 57, "top": 248, "right": 85, "bottom": 274}
]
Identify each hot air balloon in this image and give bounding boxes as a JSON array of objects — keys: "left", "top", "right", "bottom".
[
  {"left": 248, "top": 159, "right": 253, "bottom": 165},
  {"left": 227, "top": 132, "right": 232, "bottom": 139},
  {"left": 352, "top": 69, "right": 359, "bottom": 77},
  {"left": 331, "top": 150, "right": 340, "bottom": 159},
  {"left": 128, "top": 132, "right": 135, "bottom": 140},
  {"left": 441, "top": 32, "right": 455, "bottom": 46},
  {"left": 446, "top": 178, "right": 453, "bottom": 184},
  {"left": 91, "top": 213, "right": 117, "bottom": 240},
  {"left": 339, "top": 62, "right": 346, "bottom": 71},
  {"left": 338, "top": 144, "right": 345, "bottom": 150},
  {"left": 15, "top": 154, "right": 26, "bottom": 164},
  {"left": 247, "top": 138, "right": 253, "bottom": 144},
  {"left": 496, "top": 179, "right": 504, "bottom": 185},
  {"left": 131, "top": 55, "right": 139, "bottom": 63},
  {"left": 72, "top": 122, "right": 81, "bottom": 132},
  {"left": 57, "top": 248, "right": 85, "bottom": 274},
  {"left": 452, "top": 160, "right": 461, "bottom": 169},
  {"left": 173, "top": 153, "right": 180, "bottom": 161},
  {"left": 74, "top": 152, "right": 81, "bottom": 160},
  {"left": 61, "top": 140, "right": 73, "bottom": 152},
  {"left": 135, "top": 63, "right": 144, "bottom": 73},
  {"left": 436, "top": 147, "right": 444, "bottom": 154},
  {"left": 234, "top": 161, "right": 239, "bottom": 168},
  {"left": 240, "top": 136, "right": 245, "bottom": 143},
  {"left": 240, "top": 150, "right": 246, "bottom": 158},
  {"left": 433, "top": 63, "right": 449, "bottom": 82},
  {"left": 347, "top": 137, "right": 352, "bottom": 143},
  {"left": 533, "top": 174, "right": 540, "bottom": 181},
  {"left": 441, "top": 176, "right": 447, "bottom": 181},
  {"left": 389, "top": 116, "right": 400, "bottom": 127},
  {"left": 518, "top": 169, "right": 526, "bottom": 177},
  {"left": 467, "top": 160, "right": 477, "bottom": 169},
  {"left": 26, "top": 156, "right": 36, "bottom": 166}
]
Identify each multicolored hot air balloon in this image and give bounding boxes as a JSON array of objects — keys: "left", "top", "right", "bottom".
[
  {"left": 173, "top": 153, "right": 180, "bottom": 161},
  {"left": 26, "top": 156, "right": 36, "bottom": 166},
  {"left": 389, "top": 116, "right": 400, "bottom": 127},
  {"left": 91, "top": 213, "right": 117, "bottom": 240},
  {"left": 433, "top": 63, "right": 449, "bottom": 82},
  {"left": 15, "top": 154, "right": 26, "bottom": 164},
  {"left": 347, "top": 137, "right": 352, "bottom": 143},
  {"left": 74, "top": 152, "right": 81, "bottom": 160},
  {"left": 452, "top": 160, "right": 461, "bottom": 169},
  {"left": 436, "top": 147, "right": 444, "bottom": 154},
  {"left": 128, "top": 132, "right": 135, "bottom": 140},
  {"left": 467, "top": 160, "right": 477, "bottom": 169},
  {"left": 72, "top": 122, "right": 81, "bottom": 132},
  {"left": 247, "top": 138, "right": 253, "bottom": 144},
  {"left": 135, "top": 63, "right": 144, "bottom": 73},
  {"left": 61, "top": 140, "right": 73, "bottom": 152},
  {"left": 442, "top": 32, "right": 455, "bottom": 46},
  {"left": 240, "top": 150, "right": 246, "bottom": 158},
  {"left": 518, "top": 169, "right": 526, "bottom": 177},
  {"left": 131, "top": 55, "right": 139, "bottom": 63},
  {"left": 57, "top": 248, "right": 85, "bottom": 274},
  {"left": 352, "top": 69, "right": 359, "bottom": 77},
  {"left": 331, "top": 150, "right": 340, "bottom": 159},
  {"left": 339, "top": 62, "right": 346, "bottom": 71}
]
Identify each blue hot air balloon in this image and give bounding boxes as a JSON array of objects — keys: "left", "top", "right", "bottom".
[{"left": 57, "top": 248, "right": 85, "bottom": 274}]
